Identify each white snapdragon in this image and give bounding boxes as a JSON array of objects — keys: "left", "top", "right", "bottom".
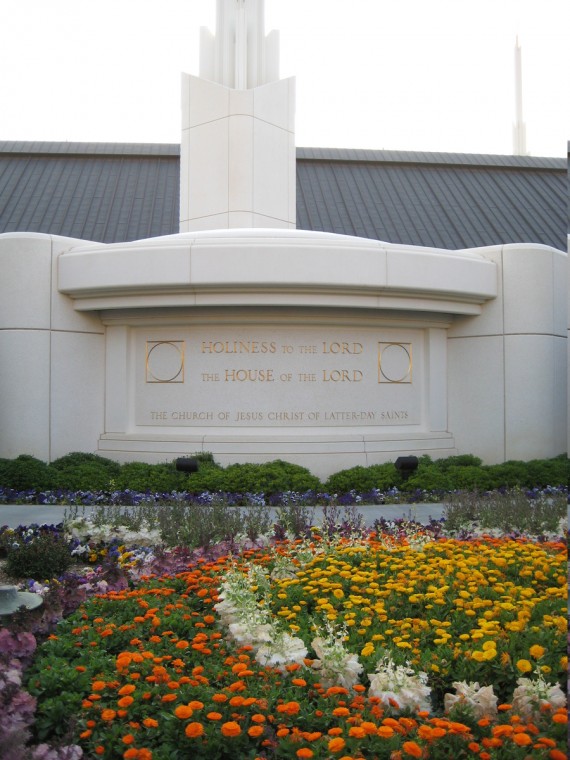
[
  {"left": 368, "top": 655, "right": 431, "bottom": 712},
  {"left": 444, "top": 681, "right": 498, "bottom": 719},
  {"left": 310, "top": 621, "right": 363, "bottom": 690},
  {"left": 511, "top": 672, "right": 567, "bottom": 720},
  {"left": 256, "top": 631, "right": 308, "bottom": 671},
  {"left": 215, "top": 560, "right": 307, "bottom": 670}
]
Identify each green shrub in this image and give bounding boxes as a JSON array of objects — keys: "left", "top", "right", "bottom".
[
  {"left": 0, "top": 455, "right": 54, "bottom": 490},
  {"left": 5, "top": 533, "right": 73, "bottom": 579},
  {"left": 114, "top": 462, "right": 186, "bottom": 493},
  {"left": 522, "top": 457, "right": 570, "bottom": 488},
  {"left": 50, "top": 452, "right": 121, "bottom": 491},
  {"left": 324, "top": 463, "right": 398, "bottom": 493},
  {"left": 484, "top": 460, "right": 534, "bottom": 489},
  {"left": 434, "top": 454, "right": 483, "bottom": 470},
  {"left": 444, "top": 465, "right": 494, "bottom": 491},
  {"left": 220, "top": 460, "right": 321, "bottom": 494},
  {"left": 400, "top": 466, "right": 452, "bottom": 492}
]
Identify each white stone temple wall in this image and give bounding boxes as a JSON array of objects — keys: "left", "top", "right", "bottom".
[
  {"left": 0, "top": 233, "right": 105, "bottom": 461},
  {"left": 448, "top": 244, "right": 568, "bottom": 462}
]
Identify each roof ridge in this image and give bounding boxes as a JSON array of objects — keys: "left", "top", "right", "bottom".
[
  {"left": 0, "top": 141, "right": 181, "bottom": 157},
  {"left": 0, "top": 141, "right": 564, "bottom": 169},
  {"left": 295, "top": 146, "right": 566, "bottom": 170}
]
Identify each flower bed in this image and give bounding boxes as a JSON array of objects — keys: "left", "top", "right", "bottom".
[{"left": 1, "top": 515, "right": 567, "bottom": 760}]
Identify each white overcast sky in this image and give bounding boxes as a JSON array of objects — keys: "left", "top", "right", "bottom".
[{"left": 0, "top": 0, "right": 568, "bottom": 156}]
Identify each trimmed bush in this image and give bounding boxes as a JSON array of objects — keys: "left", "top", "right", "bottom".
[
  {"left": 0, "top": 451, "right": 567, "bottom": 499},
  {"left": 324, "top": 463, "right": 397, "bottom": 493},
  {"left": 220, "top": 460, "right": 321, "bottom": 494},
  {"left": 434, "top": 454, "right": 483, "bottom": 470},
  {"left": 114, "top": 462, "right": 186, "bottom": 493},
  {"left": 0, "top": 455, "right": 54, "bottom": 490},
  {"left": 50, "top": 452, "right": 121, "bottom": 491}
]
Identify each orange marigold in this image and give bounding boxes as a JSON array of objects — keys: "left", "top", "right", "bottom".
[
  {"left": 185, "top": 722, "right": 205, "bottom": 738},
  {"left": 277, "top": 701, "right": 301, "bottom": 715},
  {"left": 328, "top": 737, "right": 346, "bottom": 753},
  {"left": 512, "top": 733, "right": 532, "bottom": 746},
  {"left": 248, "top": 725, "right": 265, "bottom": 738},
  {"left": 296, "top": 750, "right": 314, "bottom": 759},
  {"left": 402, "top": 741, "right": 423, "bottom": 758},
  {"left": 549, "top": 750, "right": 568, "bottom": 760},
  {"left": 174, "top": 705, "right": 194, "bottom": 720},
  {"left": 221, "top": 721, "right": 242, "bottom": 737}
]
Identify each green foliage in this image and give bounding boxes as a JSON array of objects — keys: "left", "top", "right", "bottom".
[
  {"left": 324, "top": 463, "right": 398, "bottom": 493},
  {"left": 0, "top": 451, "right": 568, "bottom": 499},
  {"left": 114, "top": 461, "right": 186, "bottom": 493},
  {"left": 50, "top": 452, "right": 121, "bottom": 491},
  {"left": 0, "top": 454, "right": 54, "bottom": 490},
  {"left": 5, "top": 532, "right": 73, "bottom": 579},
  {"left": 219, "top": 459, "right": 321, "bottom": 494},
  {"left": 489, "top": 456, "right": 570, "bottom": 489},
  {"left": 434, "top": 454, "right": 483, "bottom": 470}
]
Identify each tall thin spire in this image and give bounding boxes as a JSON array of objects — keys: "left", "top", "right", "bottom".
[
  {"left": 199, "top": 0, "right": 279, "bottom": 89},
  {"left": 512, "top": 36, "right": 528, "bottom": 156}
]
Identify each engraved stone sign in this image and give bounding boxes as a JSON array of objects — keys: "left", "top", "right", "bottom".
[{"left": 135, "top": 326, "right": 423, "bottom": 428}]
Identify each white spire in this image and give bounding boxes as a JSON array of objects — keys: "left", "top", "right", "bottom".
[
  {"left": 199, "top": 0, "right": 279, "bottom": 89},
  {"left": 512, "top": 36, "right": 528, "bottom": 156}
]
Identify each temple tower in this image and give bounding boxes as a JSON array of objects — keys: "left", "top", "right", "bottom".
[{"left": 180, "top": 0, "right": 295, "bottom": 231}]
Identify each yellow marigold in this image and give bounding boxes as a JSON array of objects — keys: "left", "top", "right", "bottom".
[
  {"left": 529, "top": 645, "right": 546, "bottom": 659},
  {"left": 516, "top": 659, "right": 533, "bottom": 673}
]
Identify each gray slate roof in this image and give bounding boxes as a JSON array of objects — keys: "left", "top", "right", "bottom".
[{"left": 0, "top": 141, "right": 566, "bottom": 251}]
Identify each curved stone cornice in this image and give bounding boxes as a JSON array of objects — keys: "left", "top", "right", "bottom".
[{"left": 58, "top": 228, "right": 497, "bottom": 315}]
